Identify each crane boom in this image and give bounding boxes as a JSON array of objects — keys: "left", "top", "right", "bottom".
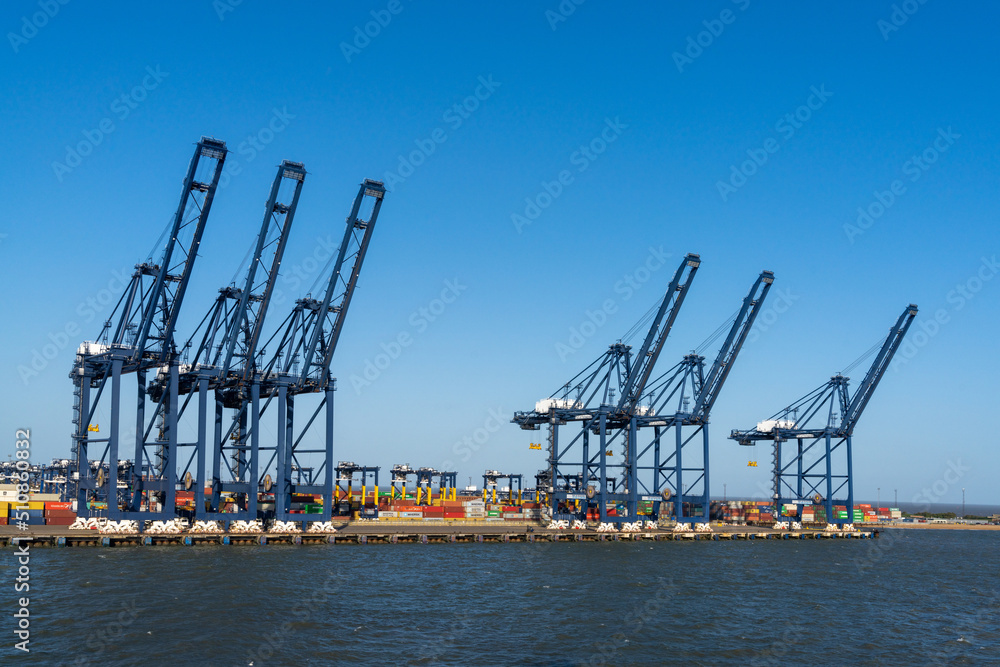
[
  {"left": 692, "top": 270, "right": 774, "bottom": 418},
  {"left": 616, "top": 253, "right": 700, "bottom": 414},
  {"left": 134, "top": 138, "right": 227, "bottom": 367},
  {"left": 841, "top": 303, "right": 918, "bottom": 433},
  {"left": 223, "top": 160, "right": 306, "bottom": 383},
  {"left": 297, "top": 179, "right": 385, "bottom": 389}
]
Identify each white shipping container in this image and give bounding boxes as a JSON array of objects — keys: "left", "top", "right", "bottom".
[{"left": 756, "top": 419, "right": 797, "bottom": 433}]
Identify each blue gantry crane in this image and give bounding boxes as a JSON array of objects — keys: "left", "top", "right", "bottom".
[
  {"left": 729, "top": 304, "right": 918, "bottom": 525},
  {"left": 141, "top": 159, "right": 307, "bottom": 521},
  {"left": 70, "top": 137, "right": 228, "bottom": 517},
  {"left": 633, "top": 269, "right": 774, "bottom": 523},
  {"left": 512, "top": 254, "right": 701, "bottom": 522},
  {"left": 513, "top": 257, "right": 774, "bottom": 524},
  {"left": 251, "top": 178, "right": 386, "bottom": 523}
]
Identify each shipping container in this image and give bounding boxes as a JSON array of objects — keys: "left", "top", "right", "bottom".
[{"left": 45, "top": 517, "right": 75, "bottom": 526}]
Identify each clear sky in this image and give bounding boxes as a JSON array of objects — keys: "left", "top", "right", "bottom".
[{"left": 1, "top": 1, "right": 997, "bottom": 505}]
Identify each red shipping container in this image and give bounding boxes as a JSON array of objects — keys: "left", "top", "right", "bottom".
[
  {"left": 46, "top": 517, "right": 76, "bottom": 526},
  {"left": 443, "top": 512, "right": 464, "bottom": 518},
  {"left": 0, "top": 518, "right": 7, "bottom": 526},
  {"left": 45, "top": 510, "right": 77, "bottom": 518},
  {"left": 45, "top": 502, "right": 72, "bottom": 510}
]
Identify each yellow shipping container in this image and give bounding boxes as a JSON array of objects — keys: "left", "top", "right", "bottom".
[{"left": 27, "top": 501, "right": 45, "bottom": 510}]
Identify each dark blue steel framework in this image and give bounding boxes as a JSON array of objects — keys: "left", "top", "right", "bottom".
[
  {"left": 68, "top": 137, "right": 385, "bottom": 525},
  {"left": 729, "top": 304, "right": 917, "bottom": 525},
  {"left": 70, "top": 137, "right": 228, "bottom": 518},
  {"left": 250, "top": 178, "right": 385, "bottom": 523},
  {"left": 148, "top": 159, "right": 307, "bottom": 522},
  {"left": 514, "top": 255, "right": 773, "bottom": 524}
]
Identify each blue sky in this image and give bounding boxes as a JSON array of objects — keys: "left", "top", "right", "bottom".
[{"left": 1, "top": 1, "right": 997, "bottom": 504}]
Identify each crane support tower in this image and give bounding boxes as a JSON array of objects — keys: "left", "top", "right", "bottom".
[
  {"left": 729, "top": 304, "right": 917, "bottom": 525},
  {"left": 70, "top": 137, "right": 227, "bottom": 517},
  {"left": 134, "top": 159, "right": 308, "bottom": 522},
  {"left": 514, "top": 255, "right": 773, "bottom": 524},
  {"left": 66, "top": 137, "right": 385, "bottom": 527},
  {"left": 254, "top": 178, "right": 386, "bottom": 523}
]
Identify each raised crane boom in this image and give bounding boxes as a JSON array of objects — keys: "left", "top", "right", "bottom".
[
  {"left": 691, "top": 270, "right": 774, "bottom": 419},
  {"left": 841, "top": 303, "right": 917, "bottom": 433},
  {"left": 122, "top": 137, "right": 227, "bottom": 368},
  {"left": 224, "top": 160, "right": 306, "bottom": 385},
  {"left": 298, "top": 179, "right": 385, "bottom": 388},
  {"left": 262, "top": 179, "right": 386, "bottom": 393},
  {"left": 169, "top": 159, "right": 304, "bottom": 404},
  {"left": 616, "top": 253, "right": 700, "bottom": 415}
]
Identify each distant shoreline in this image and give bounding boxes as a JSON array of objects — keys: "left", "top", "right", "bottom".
[{"left": 883, "top": 523, "right": 1000, "bottom": 531}]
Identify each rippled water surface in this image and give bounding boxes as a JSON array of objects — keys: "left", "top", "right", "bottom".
[{"left": 10, "top": 529, "right": 1000, "bottom": 665}]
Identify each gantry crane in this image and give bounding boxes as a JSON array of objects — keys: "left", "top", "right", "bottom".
[
  {"left": 70, "top": 137, "right": 227, "bottom": 517},
  {"left": 512, "top": 254, "right": 700, "bottom": 522},
  {"left": 138, "top": 160, "right": 306, "bottom": 521},
  {"left": 730, "top": 304, "right": 918, "bottom": 525},
  {"left": 251, "top": 179, "right": 386, "bottom": 522},
  {"left": 482, "top": 470, "right": 522, "bottom": 505},
  {"left": 631, "top": 270, "right": 773, "bottom": 523}
]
